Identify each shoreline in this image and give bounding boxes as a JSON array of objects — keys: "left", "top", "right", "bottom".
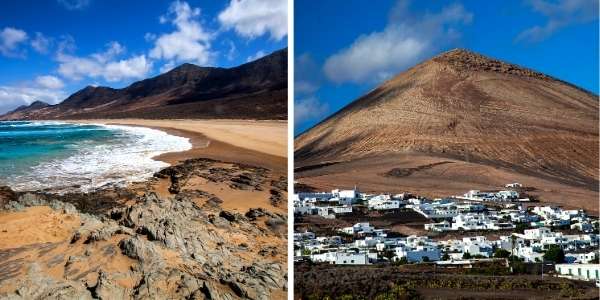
[
  {"left": 0, "top": 119, "right": 286, "bottom": 195},
  {"left": 68, "top": 119, "right": 287, "bottom": 173}
]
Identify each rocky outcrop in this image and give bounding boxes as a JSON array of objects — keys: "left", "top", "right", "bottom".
[
  {"left": 0, "top": 158, "right": 287, "bottom": 299},
  {"left": 2, "top": 263, "right": 93, "bottom": 299},
  {"left": 155, "top": 158, "right": 271, "bottom": 195}
]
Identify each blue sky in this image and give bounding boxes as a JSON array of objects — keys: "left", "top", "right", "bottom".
[
  {"left": 0, "top": 0, "right": 287, "bottom": 113},
  {"left": 295, "top": 0, "right": 599, "bottom": 134}
]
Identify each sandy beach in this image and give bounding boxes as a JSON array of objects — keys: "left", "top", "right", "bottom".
[{"left": 71, "top": 119, "right": 287, "bottom": 173}]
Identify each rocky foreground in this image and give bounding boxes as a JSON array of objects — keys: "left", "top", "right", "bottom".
[{"left": 0, "top": 158, "right": 287, "bottom": 299}]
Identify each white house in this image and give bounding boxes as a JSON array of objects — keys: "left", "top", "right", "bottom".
[
  {"left": 331, "top": 205, "right": 353, "bottom": 214},
  {"left": 368, "top": 197, "right": 400, "bottom": 210},
  {"left": 335, "top": 252, "right": 369, "bottom": 265},
  {"left": 570, "top": 219, "right": 593, "bottom": 233},
  {"left": 394, "top": 245, "right": 441, "bottom": 262},
  {"left": 294, "top": 231, "right": 316, "bottom": 241},
  {"left": 296, "top": 192, "right": 333, "bottom": 201},
  {"left": 555, "top": 264, "right": 600, "bottom": 281},
  {"left": 354, "top": 236, "right": 384, "bottom": 248},
  {"left": 565, "top": 251, "right": 598, "bottom": 264},
  {"left": 517, "top": 246, "right": 544, "bottom": 262},
  {"left": 341, "top": 223, "right": 374, "bottom": 235},
  {"left": 523, "top": 227, "right": 552, "bottom": 240},
  {"left": 496, "top": 190, "right": 519, "bottom": 200},
  {"left": 425, "top": 220, "right": 451, "bottom": 232},
  {"left": 461, "top": 236, "right": 493, "bottom": 257},
  {"left": 452, "top": 214, "right": 489, "bottom": 231},
  {"left": 310, "top": 251, "right": 337, "bottom": 263},
  {"left": 332, "top": 188, "right": 358, "bottom": 201},
  {"left": 505, "top": 183, "right": 522, "bottom": 188}
]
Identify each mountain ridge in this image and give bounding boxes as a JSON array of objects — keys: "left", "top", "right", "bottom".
[
  {"left": 4, "top": 100, "right": 50, "bottom": 119},
  {"left": 297, "top": 48, "right": 597, "bottom": 137},
  {"left": 0, "top": 48, "right": 287, "bottom": 120}
]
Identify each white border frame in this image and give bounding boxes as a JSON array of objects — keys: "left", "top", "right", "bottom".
[{"left": 287, "top": 0, "right": 294, "bottom": 299}]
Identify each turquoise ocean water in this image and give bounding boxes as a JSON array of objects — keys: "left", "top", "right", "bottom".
[{"left": 0, "top": 121, "right": 191, "bottom": 193}]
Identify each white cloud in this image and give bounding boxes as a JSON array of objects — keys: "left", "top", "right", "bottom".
[
  {"left": 225, "top": 40, "right": 237, "bottom": 61},
  {"left": 323, "top": 1, "right": 472, "bottom": 83},
  {"left": 294, "top": 53, "right": 329, "bottom": 129},
  {"left": 35, "top": 75, "right": 64, "bottom": 89},
  {"left": 57, "top": 35, "right": 76, "bottom": 54},
  {"left": 516, "top": 0, "right": 598, "bottom": 43},
  {"left": 295, "top": 96, "right": 329, "bottom": 126},
  {"left": 0, "top": 85, "right": 66, "bottom": 114},
  {"left": 91, "top": 41, "right": 124, "bottom": 63},
  {"left": 104, "top": 55, "right": 152, "bottom": 81},
  {"left": 0, "top": 27, "right": 28, "bottom": 58},
  {"left": 218, "top": 0, "right": 287, "bottom": 40},
  {"left": 295, "top": 53, "right": 321, "bottom": 95},
  {"left": 159, "top": 61, "right": 177, "bottom": 73},
  {"left": 57, "top": 41, "right": 152, "bottom": 82},
  {"left": 144, "top": 32, "right": 157, "bottom": 42},
  {"left": 31, "top": 32, "right": 52, "bottom": 54},
  {"left": 57, "top": 0, "right": 91, "bottom": 10},
  {"left": 149, "top": 1, "right": 214, "bottom": 65},
  {"left": 246, "top": 50, "right": 265, "bottom": 62}
]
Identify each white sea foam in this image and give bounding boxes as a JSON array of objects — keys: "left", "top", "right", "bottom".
[
  {"left": 10, "top": 124, "right": 192, "bottom": 193},
  {"left": 4, "top": 120, "right": 65, "bottom": 127}
]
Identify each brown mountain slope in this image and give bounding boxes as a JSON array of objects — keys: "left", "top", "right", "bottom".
[
  {"left": 0, "top": 48, "right": 287, "bottom": 120},
  {"left": 295, "top": 49, "right": 599, "bottom": 212},
  {"left": 1, "top": 101, "right": 50, "bottom": 120}
]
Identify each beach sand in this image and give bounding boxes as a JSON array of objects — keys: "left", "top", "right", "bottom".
[
  {"left": 72, "top": 118, "right": 289, "bottom": 214},
  {"left": 72, "top": 119, "right": 287, "bottom": 171}
]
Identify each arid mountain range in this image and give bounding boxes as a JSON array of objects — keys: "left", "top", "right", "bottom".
[
  {"left": 295, "top": 49, "right": 599, "bottom": 213},
  {"left": 0, "top": 48, "right": 287, "bottom": 120}
]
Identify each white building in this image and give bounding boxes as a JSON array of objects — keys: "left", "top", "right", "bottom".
[
  {"left": 295, "top": 192, "right": 333, "bottom": 201},
  {"left": 294, "top": 231, "right": 316, "bottom": 241},
  {"left": 310, "top": 251, "right": 337, "bottom": 263},
  {"left": 332, "top": 188, "right": 358, "bottom": 202},
  {"left": 335, "top": 252, "right": 369, "bottom": 265},
  {"left": 341, "top": 223, "right": 374, "bottom": 235},
  {"left": 565, "top": 251, "right": 598, "bottom": 264},
  {"left": 555, "top": 264, "right": 600, "bottom": 281},
  {"left": 517, "top": 246, "right": 544, "bottom": 262},
  {"left": 461, "top": 190, "right": 516, "bottom": 202},
  {"left": 331, "top": 205, "right": 353, "bottom": 214},
  {"left": 451, "top": 214, "right": 489, "bottom": 231},
  {"left": 368, "top": 197, "right": 401, "bottom": 210},
  {"left": 425, "top": 220, "right": 451, "bottom": 232},
  {"left": 522, "top": 227, "right": 552, "bottom": 240},
  {"left": 496, "top": 190, "right": 519, "bottom": 200},
  {"left": 461, "top": 236, "right": 493, "bottom": 257},
  {"left": 505, "top": 183, "right": 522, "bottom": 188},
  {"left": 394, "top": 245, "right": 441, "bottom": 262}
]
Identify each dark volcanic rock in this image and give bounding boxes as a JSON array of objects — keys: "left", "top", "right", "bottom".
[
  {"left": 219, "top": 210, "right": 241, "bottom": 222},
  {"left": 0, "top": 186, "right": 17, "bottom": 208},
  {"left": 269, "top": 189, "right": 283, "bottom": 207}
]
